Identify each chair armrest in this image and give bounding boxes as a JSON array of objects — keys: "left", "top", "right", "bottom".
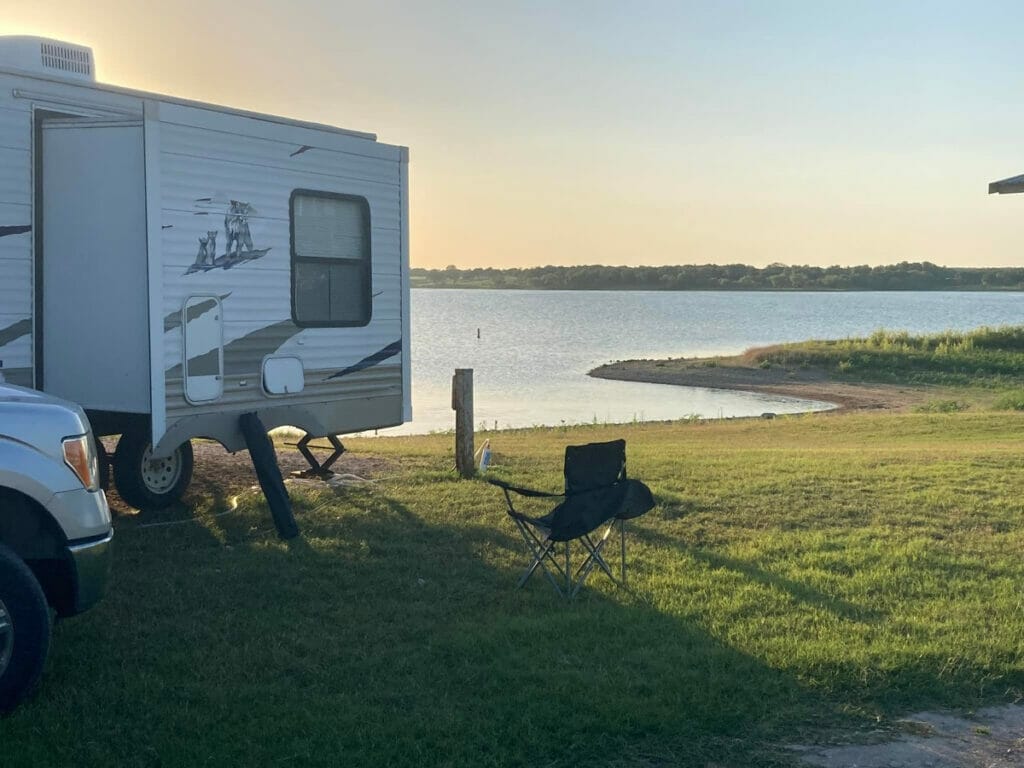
[{"left": 485, "top": 477, "right": 564, "bottom": 498}]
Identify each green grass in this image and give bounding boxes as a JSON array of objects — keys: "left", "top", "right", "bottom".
[
  {"left": 913, "top": 399, "right": 970, "bottom": 413},
  {"left": 992, "top": 389, "right": 1024, "bottom": 411},
  {"left": 749, "top": 325, "right": 1024, "bottom": 387},
  {"left": 4, "top": 414, "right": 1024, "bottom": 766}
]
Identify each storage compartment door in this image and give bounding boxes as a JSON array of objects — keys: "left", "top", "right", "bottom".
[
  {"left": 41, "top": 119, "right": 149, "bottom": 411},
  {"left": 262, "top": 356, "right": 304, "bottom": 395},
  {"left": 182, "top": 295, "right": 223, "bottom": 403}
]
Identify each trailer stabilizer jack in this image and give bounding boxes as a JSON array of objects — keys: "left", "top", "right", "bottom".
[
  {"left": 239, "top": 412, "right": 299, "bottom": 540},
  {"left": 293, "top": 434, "right": 346, "bottom": 479}
]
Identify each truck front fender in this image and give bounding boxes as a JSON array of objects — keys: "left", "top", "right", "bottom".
[{"left": 0, "top": 437, "right": 68, "bottom": 515}]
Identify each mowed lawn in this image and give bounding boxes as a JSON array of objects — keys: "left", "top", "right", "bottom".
[{"left": 3, "top": 413, "right": 1024, "bottom": 767}]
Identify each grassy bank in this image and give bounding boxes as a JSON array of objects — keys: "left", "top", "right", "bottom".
[
  {"left": 3, "top": 415, "right": 1024, "bottom": 766},
  {"left": 748, "top": 326, "right": 1024, "bottom": 390}
]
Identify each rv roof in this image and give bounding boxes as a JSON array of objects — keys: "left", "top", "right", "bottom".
[{"left": 0, "top": 37, "right": 377, "bottom": 142}]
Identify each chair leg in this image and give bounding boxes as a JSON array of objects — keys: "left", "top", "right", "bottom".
[
  {"left": 571, "top": 524, "right": 619, "bottom": 597},
  {"left": 523, "top": 540, "right": 564, "bottom": 596},
  {"left": 580, "top": 525, "right": 618, "bottom": 579},
  {"left": 591, "top": 531, "right": 619, "bottom": 581},
  {"left": 565, "top": 541, "right": 571, "bottom": 594},
  {"left": 513, "top": 519, "right": 565, "bottom": 596},
  {"left": 620, "top": 519, "right": 627, "bottom": 587},
  {"left": 516, "top": 535, "right": 552, "bottom": 585}
]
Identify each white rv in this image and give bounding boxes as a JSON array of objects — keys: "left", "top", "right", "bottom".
[{"left": 0, "top": 37, "right": 411, "bottom": 508}]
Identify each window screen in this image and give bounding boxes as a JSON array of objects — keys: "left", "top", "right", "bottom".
[{"left": 291, "top": 191, "right": 371, "bottom": 326}]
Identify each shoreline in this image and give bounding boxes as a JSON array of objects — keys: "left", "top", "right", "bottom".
[{"left": 589, "top": 357, "right": 933, "bottom": 413}]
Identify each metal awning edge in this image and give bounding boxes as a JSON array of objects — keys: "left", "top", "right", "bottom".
[{"left": 989, "top": 173, "right": 1024, "bottom": 194}]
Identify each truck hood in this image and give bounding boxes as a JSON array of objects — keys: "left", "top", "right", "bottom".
[
  {"left": 0, "top": 383, "right": 92, "bottom": 462},
  {"left": 0, "top": 382, "right": 77, "bottom": 407}
]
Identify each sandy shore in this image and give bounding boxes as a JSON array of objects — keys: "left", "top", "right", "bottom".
[{"left": 589, "top": 357, "right": 933, "bottom": 413}]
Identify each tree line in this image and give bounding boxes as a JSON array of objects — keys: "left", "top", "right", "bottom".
[{"left": 410, "top": 262, "right": 1024, "bottom": 291}]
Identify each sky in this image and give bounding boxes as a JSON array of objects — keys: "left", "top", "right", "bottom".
[{"left": 5, "top": 1, "right": 1024, "bottom": 269}]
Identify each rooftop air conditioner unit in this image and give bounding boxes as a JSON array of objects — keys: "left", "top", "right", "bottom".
[{"left": 0, "top": 36, "right": 95, "bottom": 83}]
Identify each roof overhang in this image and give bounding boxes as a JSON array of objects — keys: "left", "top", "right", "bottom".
[{"left": 989, "top": 174, "right": 1024, "bottom": 194}]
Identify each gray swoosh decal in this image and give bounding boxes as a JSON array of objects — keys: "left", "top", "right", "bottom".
[
  {"left": 0, "top": 225, "right": 30, "bottom": 238},
  {"left": 163, "top": 294, "right": 231, "bottom": 332},
  {"left": 324, "top": 340, "right": 402, "bottom": 381},
  {"left": 166, "top": 319, "right": 301, "bottom": 379},
  {"left": 222, "top": 320, "right": 301, "bottom": 376},
  {"left": 0, "top": 319, "right": 31, "bottom": 347},
  {"left": 187, "top": 347, "right": 221, "bottom": 377}
]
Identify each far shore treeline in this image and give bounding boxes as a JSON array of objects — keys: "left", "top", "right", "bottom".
[{"left": 411, "top": 262, "right": 1024, "bottom": 291}]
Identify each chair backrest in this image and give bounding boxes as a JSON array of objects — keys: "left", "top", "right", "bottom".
[{"left": 563, "top": 439, "right": 626, "bottom": 494}]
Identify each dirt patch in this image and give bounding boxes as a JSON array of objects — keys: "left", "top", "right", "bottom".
[
  {"left": 589, "top": 358, "right": 933, "bottom": 413},
  {"left": 792, "top": 704, "right": 1024, "bottom": 767},
  {"left": 102, "top": 437, "right": 394, "bottom": 516}
]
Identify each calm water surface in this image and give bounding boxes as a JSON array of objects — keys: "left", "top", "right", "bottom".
[{"left": 376, "top": 290, "right": 1024, "bottom": 435}]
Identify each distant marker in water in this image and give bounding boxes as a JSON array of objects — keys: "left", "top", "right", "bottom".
[{"left": 477, "top": 327, "right": 481, "bottom": 339}]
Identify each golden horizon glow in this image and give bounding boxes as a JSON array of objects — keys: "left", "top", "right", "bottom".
[{"left": 5, "top": 3, "right": 1024, "bottom": 270}]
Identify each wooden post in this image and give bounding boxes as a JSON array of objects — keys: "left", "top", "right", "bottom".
[{"left": 452, "top": 368, "right": 474, "bottom": 478}]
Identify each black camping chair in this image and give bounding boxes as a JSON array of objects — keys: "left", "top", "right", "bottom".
[{"left": 487, "top": 439, "right": 655, "bottom": 597}]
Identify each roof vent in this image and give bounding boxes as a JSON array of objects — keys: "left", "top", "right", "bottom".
[{"left": 0, "top": 36, "right": 95, "bottom": 82}]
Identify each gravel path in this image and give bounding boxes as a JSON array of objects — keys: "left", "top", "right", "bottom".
[{"left": 793, "top": 705, "right": 1024, "bottom": 767}]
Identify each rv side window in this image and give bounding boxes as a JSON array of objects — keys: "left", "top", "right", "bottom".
[{"left": 290, "top": 191, "right": 371, "bottom": 327}]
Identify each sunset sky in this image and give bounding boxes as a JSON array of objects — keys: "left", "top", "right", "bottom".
[{"left": 5, "top": 2, "right": 1024, "bottom": 269}]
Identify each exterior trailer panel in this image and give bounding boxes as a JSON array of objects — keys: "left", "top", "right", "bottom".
[
  {"left": 0, "top": 98, "right": 34, "bottom": 388},
  {"left": 0, "top": 69, "right": 145, "bottom": 394},
  {"left": 0, "top": 40, "right": 410, "bottom": 469},
  {"left": 155, "top": 105, "right": 406, "bottom": 453},
  {"left": 0, "top": 140, "right": 31, "bottom": 392}
]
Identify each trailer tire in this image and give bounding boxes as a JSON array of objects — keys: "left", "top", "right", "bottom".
[
  {"left": 0, "top": 543, "right": 52, "bottom": 714},
  {"left": 113, "top": 432, "right": 193, "bottom": 510}
]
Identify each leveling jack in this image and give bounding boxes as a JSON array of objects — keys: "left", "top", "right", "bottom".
[{"left": 292, "top": 434, "right": 347, "bottom": 479}]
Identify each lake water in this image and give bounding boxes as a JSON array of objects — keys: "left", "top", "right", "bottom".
[{"left": 376, "top": 290, "right": 1024, "bottom": 435}]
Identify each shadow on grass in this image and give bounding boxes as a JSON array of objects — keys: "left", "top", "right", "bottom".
[
  {"left": 634, "top": 526, "right": 882, "bottom": 624},
  {"left": 7, "top": 478, "right": 1020, "bottom": 768}
]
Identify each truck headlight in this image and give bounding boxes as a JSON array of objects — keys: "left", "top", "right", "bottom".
[{"left": 62, "top": 434, "right": 100, "bottom": 492}]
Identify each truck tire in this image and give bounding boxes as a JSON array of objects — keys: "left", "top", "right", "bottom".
[
  {"left": 0, "top": 543, "right": 52, "bottom": 713},
  {"left": 113, "top": 432, "right": 193, "bottom": 510}
]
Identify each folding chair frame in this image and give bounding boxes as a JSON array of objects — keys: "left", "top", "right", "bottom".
[
  {"left": 576, "top": 519, "right": 632, "bottom": 588},
  {"left": 494, "top": 481, "right": 626, "bottom": 598}
]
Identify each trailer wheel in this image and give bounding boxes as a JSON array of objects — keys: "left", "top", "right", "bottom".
[
  {"left": 0, "top": 543, "right": 52, "bottom": 713},
  {"left": 113, "top": 432, "right": 193, "bottom": 510}
]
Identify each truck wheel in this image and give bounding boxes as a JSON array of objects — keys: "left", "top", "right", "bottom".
[
  {"left": 0, "top": 543, "right": 52, "bottom": 713},
  {"left": 113, "top": 432, "right": 193, "bottom": 510}
]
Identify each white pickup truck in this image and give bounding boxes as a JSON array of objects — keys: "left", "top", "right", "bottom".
[{"left": 0, "top": 382, "right": 112, "bottom": 712}]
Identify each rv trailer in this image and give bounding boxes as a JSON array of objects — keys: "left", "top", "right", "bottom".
[{"left": 0, "top": 37, "right": 411, "bottom": 508}]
